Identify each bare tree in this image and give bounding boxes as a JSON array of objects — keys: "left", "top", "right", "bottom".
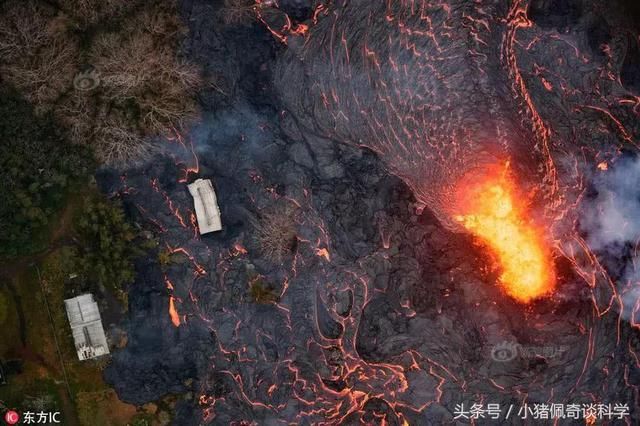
[
  {"left": 57, "top": 0, "right": 138, "bottom": 29},
  {"left": 220, "top": 0, "right": 279, "bottom": 26},
  {"left": 0, "top": 0, "right": 202, "bottom": 167},
  {"left": 254, "top": 203, "right": 299, "bottom": 263},
  {"left": 0, "top": 1, "right": 78, "bottom": 112},
  {"left": 91, "top": 34, "right": 200, "bottom": 132},
  {"left": 220, "top": 0, "right": 257, "bottom": 25},
  {"left": 56, "top": 92, "right": 95, "bottom": 146},
  {"left": 94, "top": 112, "right": 160, "bottom": 166},
  {"left": 84, "top": 6, "right": 202, "bottom": 165}
]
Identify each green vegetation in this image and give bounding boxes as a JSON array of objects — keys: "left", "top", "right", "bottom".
[
  {"left": 157, "top": 249, "right": 173, "bottom": 266},
  {"left": 0, "top": 86, "right": 92, "bottom": 257},
  {"left": 0, "top": 252, "right": 155, "bottom": 426},
  {"left": 0, "top": 291, "right": 7, "bottom": 325},
  {"left": 0, "top": 93, "right": 146, "bottom": 416},
  {"left": 0, "top": 181, "right": 147, "bottom": 422},
  {"left": 249, "top": 276, "right": 279, "bottom": 304},
  {"left": 0, "top": 266, "right": 69, "bottom": 420},
  {"left": 74, "top": 196, "right": 141, "bottom": 297},
  {"left": 0, "top": 3, "right": 191, "bottom": 424},
  {"left": 75, "top": 390, "right": 138, "bottom": 426},
  {"left": 128, "top": 414, "right": 153, "bottom": 426}
]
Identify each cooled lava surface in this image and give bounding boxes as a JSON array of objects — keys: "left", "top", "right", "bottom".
[{"left": 101, "top": 0, "right": 640, "bottom": 424}]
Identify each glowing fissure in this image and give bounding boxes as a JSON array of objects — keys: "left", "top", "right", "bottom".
[
  {"left": 169, "top": 296, "right": 181, "bottom": 327},
  {"left": 454, "top": 162, "right": 555, "bottom": 303}
]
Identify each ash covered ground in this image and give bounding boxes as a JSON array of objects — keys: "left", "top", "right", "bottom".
[{"left": 99, "top": 0, "right": 640, "bottom": 424}]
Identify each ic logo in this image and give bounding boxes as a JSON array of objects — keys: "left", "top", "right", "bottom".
[
  {"left": 490, "top": 341, "right": 520, "bottom": 362},
  {"left": 4, "top": 410, "right": 20, "bottom": 425}
]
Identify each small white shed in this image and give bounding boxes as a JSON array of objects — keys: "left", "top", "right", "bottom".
[
  {"left": 188, "top": 178, "right": 222, "bottom": 234},
  {"left": 64, "top": 294, "right": 110, "bottom": 361}
]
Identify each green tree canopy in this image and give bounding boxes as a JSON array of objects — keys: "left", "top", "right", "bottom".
[
  {"left": 0, "top": 291, "right": 8, "bottom": 325},
  {"left": 74, "top": 196, "right": 141, "bottom": 294},
  {"left": 0, "top": 85, "right": 92, "bottom": 257}
]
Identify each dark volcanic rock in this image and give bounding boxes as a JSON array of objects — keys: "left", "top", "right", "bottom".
[
  {"left": 528, "top": 0, "right": 582, "bottom": 31},
  {"left": 101, "top": 0, "right": 640, "bottom": 424},
  {"left": 105, "top": 257, "right": 201, "bottom": 404}
]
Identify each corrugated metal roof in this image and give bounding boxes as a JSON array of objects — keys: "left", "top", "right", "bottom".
[
  {"left": 188, "top": 178, "right": 222, "bottom": 234},
  {"left": 64, "top": 294, "right": 110, "bottom": 360}
]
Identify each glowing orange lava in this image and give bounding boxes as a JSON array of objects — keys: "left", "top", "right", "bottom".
[
  {"left": 169, "top": 296, "right": 181, "bottom": 327},
  {"left": 453, "top": 162, "right": 555, "bottom": 303}
]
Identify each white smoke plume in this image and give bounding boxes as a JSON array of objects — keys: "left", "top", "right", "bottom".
[{"left": 580, "top": 156, "right": 640, "bottom": 321}]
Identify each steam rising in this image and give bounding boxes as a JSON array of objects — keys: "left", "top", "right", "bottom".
[{"left": 581, "top": 156, "right": 640, "bottom": 321}]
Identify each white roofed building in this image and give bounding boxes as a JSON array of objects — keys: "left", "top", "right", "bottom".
[
  {"left": 188, "top": 178, "right": 222, "bottom": 234},
  {"left": 64, "top": 294, "right": 110, "bottom": 361}
]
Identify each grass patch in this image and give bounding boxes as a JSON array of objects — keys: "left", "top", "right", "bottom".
[
  {"left": 0, "top": 182, "right": 143, "bottom": 425},
  {"left": 76, "top": 389, "right": 138, "bottom": 426},
  {"left": 0, "top": 246, "right": 140, "bottom": 425}
]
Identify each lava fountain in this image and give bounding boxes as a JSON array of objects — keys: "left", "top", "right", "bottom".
[
  {"left": 271, "top": 0, "right": 635, "bottom": 305},
  {"left": 453, "top": 161, "right": 555, "bottom": 302}
]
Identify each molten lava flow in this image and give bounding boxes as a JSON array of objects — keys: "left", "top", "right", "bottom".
[
  {"left": 453, "top": 162, "right": 555, "bottom": 303},
  {"left": 169, "top": 296, "right": 181, "bottom": 327}
]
